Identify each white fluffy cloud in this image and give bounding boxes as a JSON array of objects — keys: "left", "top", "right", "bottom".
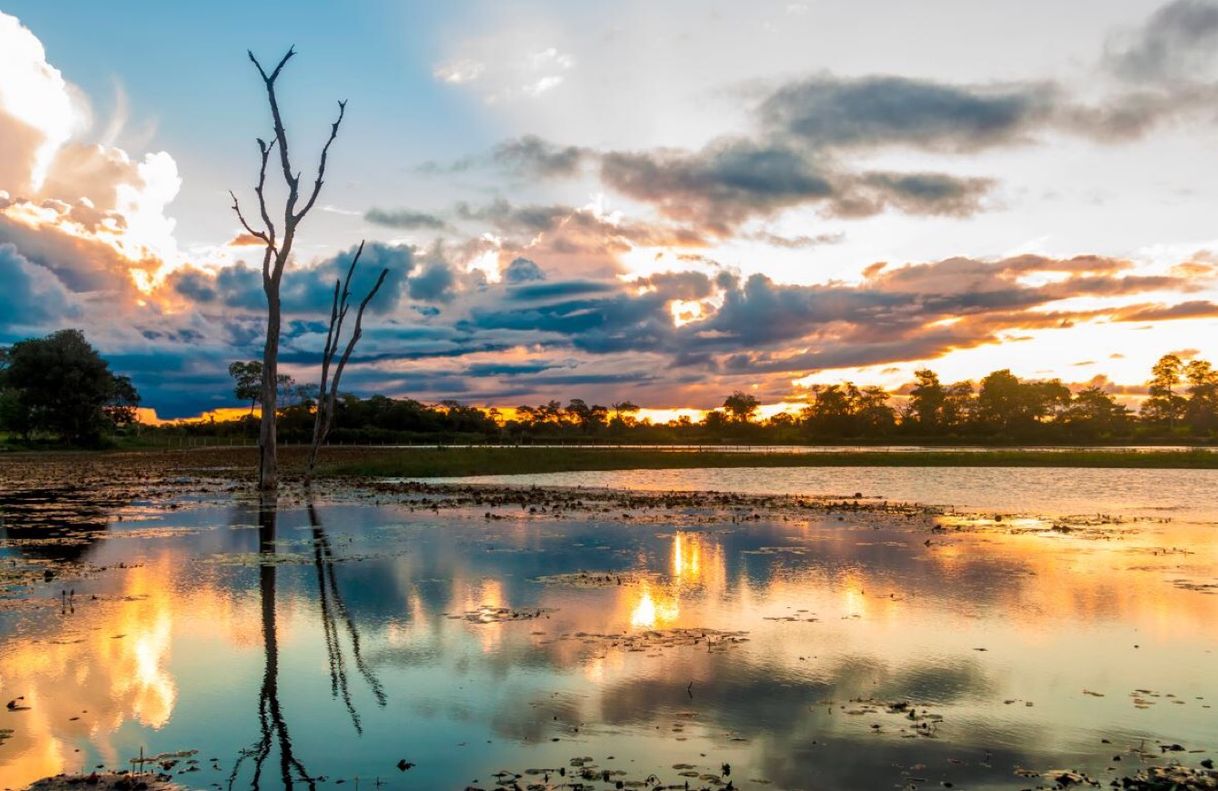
[
  {"left": 0, "top": 12, "right": 84, "bottom": 191},
  {"left": 0, "top": 11, "right": 183, "bottom": 290}
]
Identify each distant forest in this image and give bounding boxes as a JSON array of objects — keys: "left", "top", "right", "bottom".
[
  {"left": 171, "top": 352, "right": 1216, "bottom": 445},
  {"left": 3, "top": 330, "right": 1216, "bottom": 446}
]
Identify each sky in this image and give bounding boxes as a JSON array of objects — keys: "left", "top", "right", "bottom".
[{"left": 2, "top": 1, "right": 1218, "bottom": 419}]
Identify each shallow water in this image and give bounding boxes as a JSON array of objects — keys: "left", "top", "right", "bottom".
[
  {"left": 1, "top": 468, "right": 1216, "bottom": 790},
  {"left": 428, "top": 465, "right": 1218, "bottom": 522}
]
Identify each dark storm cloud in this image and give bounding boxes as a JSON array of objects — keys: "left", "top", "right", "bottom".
[
  {"left": 168, "top": 242, "right": 441, "bottom": 316},
  {"left": 0, "top": 242, "right": 76, "bottom": 329}
]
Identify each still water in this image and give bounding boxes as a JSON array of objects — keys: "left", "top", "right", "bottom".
[{"left": 1, "top": 467, "right": 1216, "bottom": 790}]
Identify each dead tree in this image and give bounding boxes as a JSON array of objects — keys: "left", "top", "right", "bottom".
[
  {"left": 231, "top": 47, "right": 346, "bottom": 492},
  {"left": 306, "top": 240, "right": 388, "bottom": 484}
]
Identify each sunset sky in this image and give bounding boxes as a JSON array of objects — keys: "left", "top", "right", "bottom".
[{"left": 3, "top": 1, "right": 1218, "bottom": 418}]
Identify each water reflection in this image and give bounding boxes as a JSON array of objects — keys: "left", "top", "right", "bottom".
[
  {"left": 307, "top": 501, "right": 386, "bottom": 732},
  {"left": 0, "top": 480, "right": 1216, "bottom": 789},
  {"left": 227, "top": 499, "right": 386, "bottom": 790},
  {"left": 228, "top": 500, "right": 312, "bottom": 790}
]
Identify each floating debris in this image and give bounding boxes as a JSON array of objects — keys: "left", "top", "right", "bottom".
[
  {"left": 533, "top": 571, "right": 655, "bottom": 588},
  {"left": 450, "top": 605, "right": 555, "bottom": 624}
]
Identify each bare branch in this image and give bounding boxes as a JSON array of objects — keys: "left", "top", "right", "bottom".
[
  {"left": 247, "top": 47, "right": 296, "bottom": 83},
  {"left": 254, "top": 138, "right": 278, "bottom": 245},
  {"left": 316, "top": 279, "right": 341, "bottom": 414},
  {"left": 249, "top": 48, "right": 300, "bottom": 221},
  {"left": 307, "top": 242, "right": 386, "bottom": 484},
  {"left": 334, "top": 266, "right": 389, "bottom": 384},
  {"left": 295, "top": 100, "right": 347, "bottom": 223},
  {"left": 229, "top": 191, "right": 269, "bottom": 244}
]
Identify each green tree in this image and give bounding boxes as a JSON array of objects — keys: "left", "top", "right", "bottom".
[
  {"left": 1, "top": 329, "right": 141, "bottom": 444},
  {"left": 1141, "top": 354, "right": 1187, "bottom": 430},
  {"left": 1063, "top": 386, "right": 1131, "bottom": 440},
  {"left": 802, "top": 382, "right": 894, "bottom": 437},
  {"left": 976, "top": 370, "right": 1025, "bottom": 433},
  {"left": 228, "top": 360, "right": 293, "bottom": 416},
  {"left": 975, "top": 370, "right": 1066, "bottom": 435},
  {"left": 907, "top": 369, "right": 946, "bottom": 431},
  {"left": 940, "top": 381, "right": 975, "bottom": 431},
  {"left": 722, "top": 391, "right": 761, "bottom": 424},
  {"left": 801, "top": 384, "right": 853, "bottom": 437},
  {"left": 229, "top": 360, "right": 264, "bottom": 415},
  {"left": 1184, "top": 358, "right": 1218, "bottom": 434},
  {"left": 103, "top": 375, "right": 142, "bottom": 429},
  {"left": 855, "top": 385, "right": 895, "bottom": 433}
]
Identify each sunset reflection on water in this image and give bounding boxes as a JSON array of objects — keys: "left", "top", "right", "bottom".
[{"left": 1, "top": 477, "right": 1216, "bottom": 789}]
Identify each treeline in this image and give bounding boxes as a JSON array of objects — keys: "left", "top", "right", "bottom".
[
  {"left": 4, "top": 328, "right": 1216, "bottom": 447},
  {"left": 150, "top": 352, "right": 1218, "bottom": 445}
]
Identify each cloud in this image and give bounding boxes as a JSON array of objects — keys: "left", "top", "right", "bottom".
[
  {"left": 1114, "top": 299, "right": 1218, "bottom": 321},
  {"left": 1106, "top": 0, "right": 1218, "bottom": 82},
  {"left": 759, "top": 74, "right": 1054, "bottom": 152},
  {"left": 419, "top": 135, "right": 590, "bottom": 178},
  {"left": 600, "top": 140, "right": 833, "bottom": 232},
  {"left": 0, "top": 11, "right": 182, "bottom": 294},
  {"left": 104, "top": 245, "right": 1216, "bottom": 413},
  {"left": 502, "top": 256, "right": 545, "bottom": 283},
  {"left": 489, "top": 135, "right": 588, "bottom": 177},
  {"left": 451, "top": 198, "right": 707, "bottom": 278},
  {"left": 407, "top": 261, "right": 457, "bottom": 302},
  {"left": 833, "top": 171, "right": 993, "bottom": 218},
  {"left": 0, "top": 11, "right": 83, "bottom": 191},
  {"left": 600, "top": 139, "right": 992, "bottom": 232},
  {"left": 432, "top": 58, "right": 485, "bottom": 85},
  {"left": 364, "top": 207, "right": 449, "bottom": 231},
  {"left": 0, "top": 242, "right": 77, "bottom": 330},
  {"left": 168, "top": 242, "right": 420, "bottom": 316}
]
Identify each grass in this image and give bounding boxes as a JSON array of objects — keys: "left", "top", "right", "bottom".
[{"left": 323, "top": 445, "right": 1218, "bottom": 477}]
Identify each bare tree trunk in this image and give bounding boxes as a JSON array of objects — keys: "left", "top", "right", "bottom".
[
  {"left": 305, "top": 241, "right": 387, "bottom": 486},
  {"left": 231, "top": 46, "right": 346, "bottom": 493},
  {"left": 259, "top": 290, "right": 282, "bottom": 490}
]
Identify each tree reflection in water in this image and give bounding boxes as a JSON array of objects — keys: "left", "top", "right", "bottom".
[
  {"left": 228, "top": 498, "right": 385, "bottom": 789},
  {"left": 309, "top": 500, "right": 387, "bottom": 733}
]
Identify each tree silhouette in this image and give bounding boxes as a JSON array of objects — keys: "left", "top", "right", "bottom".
[
  {"left": 306, "top": 242, "right": 389, "bottom": 485},
  {"left": 231, "top": 47, "right": 347, "bottom": 492},
  {"left": 722, "top": 391, "right": 761, "bottom": 423}
]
